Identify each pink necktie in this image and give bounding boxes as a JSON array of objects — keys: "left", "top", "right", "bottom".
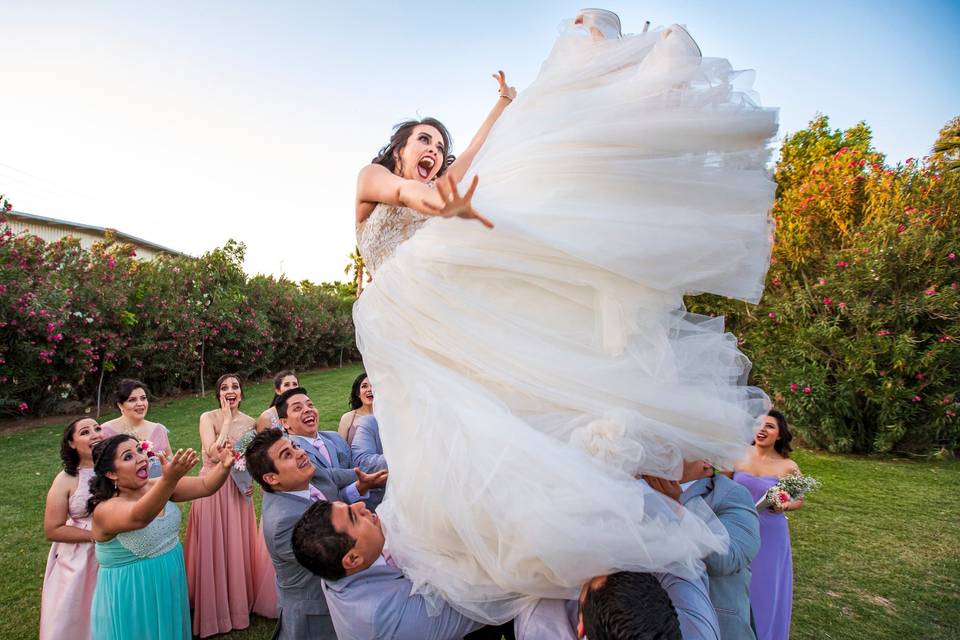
[
  {"left": 312, "top": 436, "right": 333, "bottom": 465},
  {"left": 308, "top": 486, "right": 326, "bottom": 502}
]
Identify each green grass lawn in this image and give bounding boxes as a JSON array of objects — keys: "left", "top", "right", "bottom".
[{"left": 0, "top": 363, "right": 957, "bottom": 639}]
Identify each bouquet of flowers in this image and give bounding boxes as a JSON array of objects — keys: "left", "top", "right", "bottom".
[
  {"left": 756, "top": 473, "right": 820, "bottom": 511},
  {"left": 230, "top": 430, "right": 258, "bottom": 500}
]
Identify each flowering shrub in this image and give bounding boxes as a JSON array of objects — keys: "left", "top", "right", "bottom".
[
  {"left": 689, "top": 115, "right": 960, "bottom": 455},
  {"left": 0, "top": 202, "right": 357, "bottom": 416}
]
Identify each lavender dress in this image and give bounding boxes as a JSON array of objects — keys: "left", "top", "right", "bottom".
[{"left": 733, "top": 472, "right": 792, "bottom": 640}]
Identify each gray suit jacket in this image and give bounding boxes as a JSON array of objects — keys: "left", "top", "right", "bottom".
[
  {"left": 682, "top": 474, "right": 760, "bottom": 640},
  {"left": 261, "top": 490, "right": 337, "bottom": 640},
  {"left": 291, "top": 431, "right": 358, "bottom": 502},
  {"left": 322, "top": 560, "right": 482, "bottom": 640},
  {"left": 350, "top": 415, "right": 386, "bottom": 510}
]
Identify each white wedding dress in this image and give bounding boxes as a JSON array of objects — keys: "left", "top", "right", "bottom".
[{"left": 355, "top": 19, "right": 778, "bottom": 624}]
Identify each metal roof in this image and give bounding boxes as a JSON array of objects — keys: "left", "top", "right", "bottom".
[{"left": 5, "top": 210, "right": 187, "bottom": 257}]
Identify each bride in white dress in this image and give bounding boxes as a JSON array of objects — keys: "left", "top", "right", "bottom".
[{"left": 354, "top": 11, "right": 778, "bottom": 623}]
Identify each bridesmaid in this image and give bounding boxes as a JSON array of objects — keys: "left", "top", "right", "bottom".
[
  {"left": 88, "top": 435, "right": 234, "bottom": 640},
  {"left": 337, "top": 371, "right": 374, "bottom": 445},
  {"left": 184, "top": 373, "right": 278, "bottom": 637},
  {"left": 39, "top": 418, "right": 103, "bottom": 640},
  {"left": 734, "top": 409, "right": 804, "bottom": 640},
  {"left": 255, "top": 370, "right": 299, "bottom": 432},
  {"left": 101, "top": 379, "right": 172, "bottom": 477}
]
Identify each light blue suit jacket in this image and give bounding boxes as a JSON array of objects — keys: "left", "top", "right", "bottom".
[
  {"left": 322, "top": 560, "right": 483, "bottom": 640},
  {"left": 291, "top": 431, "right": 360, "bottom": 502},
  {"left": 261, "top": 490, "right": 337, "bottom": 639},
  {"left": 351, "top": 415, "right": 386, "bottom": 510},
  {"left": 681, "top": 474, "right": 760, "bottom": 640}
]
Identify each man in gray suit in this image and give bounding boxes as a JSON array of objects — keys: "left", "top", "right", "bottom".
[
  {"left": 350, "top": 414, "right": 386, "bottom": 510},
  {"left": 291, "top": 499, "right": 485, "bottom": 640},
  {"left": 679, "top": 460, "right": 761, "bottom": 640},
  {"left": 277, "top": 387, "right": 381, "bottom": 504},
  {"left": 246, "top": 428, "right": 388, "bottom": 640}
]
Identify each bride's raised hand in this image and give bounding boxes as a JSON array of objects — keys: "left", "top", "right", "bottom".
[
  {"left": 436, "top": 174, "right": 494, "bottom": 229},
  {"left": 492, "top": 70, "right": 517, "bottom": 102}
]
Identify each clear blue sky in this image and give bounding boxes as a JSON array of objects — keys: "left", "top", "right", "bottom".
[{"left": 1, "top": 1, "right": 957, "bottom": 282}]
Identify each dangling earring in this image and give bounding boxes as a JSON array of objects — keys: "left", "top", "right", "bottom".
[{"left": 113, "top": 480, "right": 119, "bottom": 493}]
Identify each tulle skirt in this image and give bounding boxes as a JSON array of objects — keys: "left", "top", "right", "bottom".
[{"left": 355, "top": 19, "right": 777, "bottom": 623}]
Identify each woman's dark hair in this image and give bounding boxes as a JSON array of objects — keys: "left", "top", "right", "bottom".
[
  {"left": 349, "top": 372, "right": 369, "bottom": 411},
  {"left": 214, "top": 373, "right": 242, "bottom": 406},
  {"left": 767, "top": 409, "right": 794, "bottom": 457},
  {"left": 270, "top": 370, "right": 297, "bottom": 407},
  {"left": 87, "top": 434, "right": 137, "bottom": 514},
  {"left": 580, "top": 572, "right": 681, "bottom": 640},
  {"left": 114, "top": 379, "right": 149, "bottom": 406},
  {"left": 371, "top": 118, "right": 455, "bottom": 178},
  {"left": 59, "top": 417, "right": 88, "bottom": 476}
]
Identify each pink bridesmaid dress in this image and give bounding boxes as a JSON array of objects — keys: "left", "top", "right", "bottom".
[
  {"left": 183, "top": 448, "right": 278, "bottom": 637},
  {"left": 39, "top": 467, "right": 99, "bottom": 640}
]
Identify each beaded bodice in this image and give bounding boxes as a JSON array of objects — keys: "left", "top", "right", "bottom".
[
  {"left": 96, "top": 501, "right": 181, "bottom": 566},
  {"left": 357, "top": 203, "right": 430, "bottom": 275}
]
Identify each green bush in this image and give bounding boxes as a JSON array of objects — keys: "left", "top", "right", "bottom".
[
  {"left": 0, "top": 200, "right": 357, "bottom": 416},
  {"left": 689, "top": 115, "right": 960, "bottom": 455}
]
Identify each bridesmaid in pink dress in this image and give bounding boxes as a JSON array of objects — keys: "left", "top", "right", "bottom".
[
  {"left": 40, "top": 417, "right": 104, "bottom": 640},
  {"left": 183, "top": 373, "right": 278, "bottom": 637},
  {"left": 101, "top": 379, "right": 172, "bottom": 479}
]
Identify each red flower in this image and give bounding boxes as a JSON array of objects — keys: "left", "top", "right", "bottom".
[
  {"left": 897, "top": 224, "right": 907, "bottom": 234},
  {"left": 925, "top": 287, "right": 937, "bottom": 296},
  {"left": 948, "top": 252, "right": 956, "bottom": 261},
  {"left": 803, "top": 386, "right": 812, "bottom": 394},
  {"left": 768, "top": 312, "right": 777, "bottom": 319},
  {"left": 912, "top": 395, "right": 922, "bottom": 403},
  {"left": 789, "top": 383, "right": 798, "bottom": 393},
  {"left": 823, "top": 297, "right": 834, "bottom": 306},
  {"left": 836, "top": 261, "right": 849, "bottom": 269},
  {"left": 17, "top": 402, "right": 28, "bottom": 413},
  {"left": 877, "top": 329, "right": 891, "bottom": 336}
]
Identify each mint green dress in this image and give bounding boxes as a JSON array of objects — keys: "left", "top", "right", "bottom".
[{"left": 91, "top": 502, "right": 190, "bottom": 640}]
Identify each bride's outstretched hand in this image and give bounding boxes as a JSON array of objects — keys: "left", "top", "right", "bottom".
[
  {"left": 493, "top": 70, "right": 517, "bottom": 102},
  {"left": 436, "top": 174, "right": 494, "bottom": 229}
]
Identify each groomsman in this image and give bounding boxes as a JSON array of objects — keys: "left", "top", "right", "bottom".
[
  {"left": 679, "top": 461, "right": 761, "bottom": 640},
  {"left": 291, "top": 499, "right": 485, "bottom": 640},
  {"left": 246, "top": 429, "right": 387, "bottom": 640},
  {"left": 277, "top": 387, "right": 381, "bottom": 503},
  {"left": 350, "top": 414, "right": 386, "bottom": 510}
]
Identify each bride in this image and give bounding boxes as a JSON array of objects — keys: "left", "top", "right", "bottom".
[{"left": 353, "top": 10, "right": 778, "bottom": 623}]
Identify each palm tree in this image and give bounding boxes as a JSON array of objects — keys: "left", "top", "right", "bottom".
[
  {"left": 932, "top": 116, "right": 960, "bottom": 172},
  {"left": 345, "top": 246, "right": 366, "bottom": 296}
]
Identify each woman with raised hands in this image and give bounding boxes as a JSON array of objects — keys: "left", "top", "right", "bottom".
[
  {"left": 352, "top": 10, "right": 778, "bottom": 624},
  {"left": 100, "top": 379, "right": 172, "bottom": 478},
  {"left": 184, "top": 373, "right": 278, "bottom": 636},
  {"left": 39, "top": 418, "right": 104, "bottom": 640},
  {"left": 87, "top": 434, "right": 234, "bottom": 640}
]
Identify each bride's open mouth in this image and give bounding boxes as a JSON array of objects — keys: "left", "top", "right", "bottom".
[
  {"left": 416, "top": 155, "right": 435, "bottom": 180},
  {"left": 135, "top": 462, "right": 149, "bottom": 480},
  {"left": 225, "top": 393, "right": 238, "bottom": 404}
]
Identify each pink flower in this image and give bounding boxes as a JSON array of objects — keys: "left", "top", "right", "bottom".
[
  {"left": 877, "top": 329, "right": 891, "bottom": 336},
  {"left": 912, "top": 395, "right": 922, "bottom": 402},
  {"left": 823, "top": 297, "right": 834, "bottom": 306},
  {"left": 17, "top": 402, "right": 28, "bottom": 413},
  {"left": 952, "top": 282, "right": 959, "bottom": 290},
  {"left": 818, "top": 277, "right": 827, "bottom": 286},
  {"left": 789, "top": 383, "right": 798, "bottom": 393},
  {"left": 906, "top": 157, "right": 915, "bottom": 164},
  {"left": 897, "top": 224, "right": 907, "bottom": 234},
  {"left": 803, "top": 386, "right": 812, "bottom": 394},
  {"left": 107, "top": 255, "right": 116, "bottom": 269},
  {"left": 949, "top": 252, "right": 956, "bottom": 261},
  {"left": 948, "top": 410, "right": 957, "bottom": 418},
  {"left": 836, "top": 260, "right": 849, "bottom": 269},
  {"left": 771, "top": 277, "right": 781, "bottom": 287},
  {"left": 925, "top": 287, "right": 937, "bottom": 296},
  {"left": 768, "top": 312, "right": 777, "bottom": 319},
  {"left": 916, "top": 373, "right": 925, "bottom": 380},
  {"left": 838, "top": 302, "right": 847, "bottom": 309}
]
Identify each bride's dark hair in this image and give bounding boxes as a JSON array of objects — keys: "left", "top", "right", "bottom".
[
  {"left": 371, "top": 118, "right": 455, "bottom": 177},
  {"left": 87, "top": 434, "right": 137, "bottom": 514}
]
